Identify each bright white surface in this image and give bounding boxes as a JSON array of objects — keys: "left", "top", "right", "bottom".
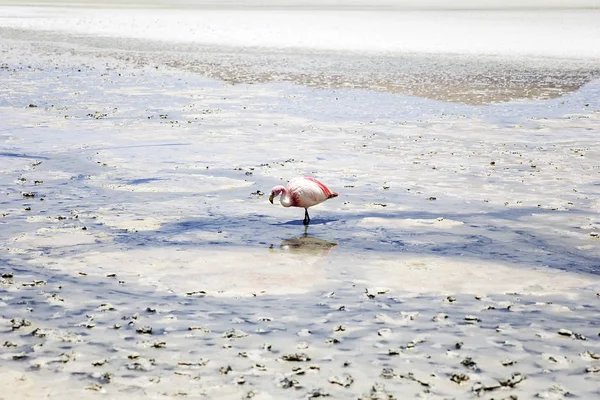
[
  {"left": 1, "top": 0, "right": 600, "bottom": 9},
  {"left": 1, "top": 6, "right": 600, "bottom": 58}
]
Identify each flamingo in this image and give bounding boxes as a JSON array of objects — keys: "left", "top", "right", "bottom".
[{"left": 269, "top": 177, "right": 338, "bottom": 225}]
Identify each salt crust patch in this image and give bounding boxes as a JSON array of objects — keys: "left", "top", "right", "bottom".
[
  {"left": 19, "top": 169, "right": 76, "bottom": 181},
  {"left": 31, "top": 248, "right": 329, "bottom": 296},
  {"left": 168, "top": 230, "right": 226, "bottom": 242},
  {"left": 359, "top": 255, "right": 596, "bottom": 296},
  {"left": 359, "top": 217, "right": 464, "bottom": 229},
  {"left": 93, "top": 212, "right": 168, "bottom": 231},
  {"left": 22, "top": 245, "right": 597, "bottom": 298},
  {"left": 101, "top": 175, "right": 253, "bottom": 193},
  {"left": 0, "top": 366, "right": 151, "bottom": 400},
  {"left": 11, "top": 227, "right": 102, "bottom": 248}
]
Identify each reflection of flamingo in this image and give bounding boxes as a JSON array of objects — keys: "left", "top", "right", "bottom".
[
  {"left": 279, "top": 229, "right": 339, "bottom": 257},
  {"left": 269, "top": 177, "right": 338, "bottom": 225}
]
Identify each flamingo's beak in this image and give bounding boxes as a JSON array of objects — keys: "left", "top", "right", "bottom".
[{"left": 269, "top": 193, "right": 274, "bottom": 204}]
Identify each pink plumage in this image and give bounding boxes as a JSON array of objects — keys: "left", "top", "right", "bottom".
[{"left": 269, "top": 176, "right": 338, "bottom": 225}]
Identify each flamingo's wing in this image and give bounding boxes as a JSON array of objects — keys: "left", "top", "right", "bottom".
[{"left": 301, "top": 176, "right": 337, "bottom": 198}]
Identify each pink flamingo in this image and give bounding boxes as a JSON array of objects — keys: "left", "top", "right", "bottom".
[{"left": 269, "top": 177, "right": 339, "bottom": 225}]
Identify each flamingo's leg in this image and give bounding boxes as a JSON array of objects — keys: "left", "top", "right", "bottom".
[{"left": 303, "top": 208, "right": 310, "bottom": 225}]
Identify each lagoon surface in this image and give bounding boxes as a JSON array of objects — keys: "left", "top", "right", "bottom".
[{"left": 1, "top": 2, "right": 600, "bottom": 399}]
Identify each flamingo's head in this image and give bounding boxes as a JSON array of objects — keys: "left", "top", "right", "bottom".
[{"left": 269, "top": 186, "right": 286, "bottom": 204}]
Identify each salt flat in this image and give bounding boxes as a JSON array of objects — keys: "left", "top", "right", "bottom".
[{"left": 1, "top": 2, "right": 599, "bottom": 399}]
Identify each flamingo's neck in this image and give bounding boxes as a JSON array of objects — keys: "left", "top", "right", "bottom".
[
  {"left": 272, "top": 185, "right": 293, "bottom": 207},
  {"left": 280, "top": 189, "right": 293, "bottom": 207}
]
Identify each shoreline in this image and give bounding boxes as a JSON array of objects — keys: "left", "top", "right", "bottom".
[{"left": 2, "top": 27, "right": 600, "bottom": 105}]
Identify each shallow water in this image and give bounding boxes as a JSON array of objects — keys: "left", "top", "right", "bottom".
[{"left": 1, "top": 38, "right": 599, "bottom": 278}]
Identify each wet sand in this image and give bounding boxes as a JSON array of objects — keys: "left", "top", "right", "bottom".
[{"left": 1, "top": 2, "right": 600, "bottom": 399}]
